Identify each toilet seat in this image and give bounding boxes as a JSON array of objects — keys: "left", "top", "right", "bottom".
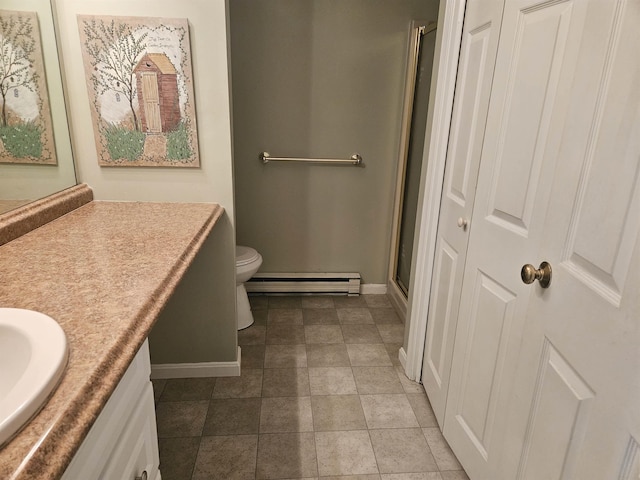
[{"left": 236, "top": 246, "right": 260, "bottom": 267}]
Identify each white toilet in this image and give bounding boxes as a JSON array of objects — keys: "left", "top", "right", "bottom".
[{"left": 235, "top": 245, "right": 263, "bottom": 330}]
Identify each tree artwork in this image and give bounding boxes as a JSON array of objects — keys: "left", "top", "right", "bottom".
[
  {"left": 0, "top": 10, "right": 56, "bottom": 164},
  {"left": 78, "top": 15, "right": 199, "bottom": 167},
  {"left": 83, "top": 19, "right": 147, "bottom": 133},
  {"left": 0, "top": 14, "right": 36, "bottom": 127}
]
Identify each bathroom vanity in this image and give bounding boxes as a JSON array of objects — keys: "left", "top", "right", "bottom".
[
  {"left": 0, "top": 185, "right": 223, "bottom": 479},
  {"left": 61, "top": 340, "right": 158, "bottom": 479}
]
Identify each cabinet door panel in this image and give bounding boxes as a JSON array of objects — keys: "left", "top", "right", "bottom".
[{"left": 101, "top": 384, "right": 160, "bottom": 480}]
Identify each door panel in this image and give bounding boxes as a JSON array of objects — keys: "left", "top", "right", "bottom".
[
  {"left": 421, "top": 0, "right": 505, "bottom": 427},
  {"left": 619, "top": 436, "right": 640, "bottom": 480},
  {"left": 516, "top": 339, "right": 594, "bottom": 480},
  {"left": 561, "top": 4, "right": 640, "bottom": 305},
  {"left": 442, "top": 0, "right": 590, "bottom": 478},
  {"left": 447, "top": 23, "right": 494, "bottom": 207},
  {"left": 142, "top": 73, "right": 161, "bottom": 133},
  {"left": 456, "top": 271, "right": 515, "bottom": 457},
  {"left": 499, "top": 1, "right": 640, "bottom": 478},
  {"left": 424, "top": 240, "right": 458, "bottom": 386},
  {"left": 439, "top": 0, "right": 639, "bottom": 478},
  {"left": 486, "top": 1, "right": 576, "bottom": 235}
]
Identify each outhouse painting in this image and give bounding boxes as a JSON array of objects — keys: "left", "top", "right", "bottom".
[
  {"left": 78, "top": 15, "right": 199, "bottom": 167},
  {"left": 135, "top": 53, "right": 180, "bottom": 134}
]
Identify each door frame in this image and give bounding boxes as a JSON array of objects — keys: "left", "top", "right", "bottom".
[
  {"left": 402, "top": 0, "right": 467, "bottom": 380},
  {"left": 387, "top": 20, "right": 437, "bottom": 321}
]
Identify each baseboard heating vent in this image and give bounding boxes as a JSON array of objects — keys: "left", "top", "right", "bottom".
[{"left": 246, "top": 273, "right": 361, "bottom": 295}]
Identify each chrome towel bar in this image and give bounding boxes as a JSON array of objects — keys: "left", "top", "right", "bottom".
[{"left": 260, "top": 152, "right": 364, "bottom": 166}]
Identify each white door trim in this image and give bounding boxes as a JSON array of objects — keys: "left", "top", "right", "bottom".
[{"left": 403, "top": 0, "right": 467, "bottom": 381}]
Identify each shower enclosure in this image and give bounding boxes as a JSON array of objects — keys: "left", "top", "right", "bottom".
[{"left": 388, "top": 21, "right": 437, "bottom": 316}]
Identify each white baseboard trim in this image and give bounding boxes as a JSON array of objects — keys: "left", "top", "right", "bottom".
[
  {"left": 151, "top": 347, "right": 241, "bottom": 379},
  {"left": 399, "top": 346, "right": 408, "bottom": 370},
  {"left": 360, "top": 283, "right": 387, "bottom": 294}
]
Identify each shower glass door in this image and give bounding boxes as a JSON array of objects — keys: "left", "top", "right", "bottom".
[{"left": 394, "top": 24, "right": 437, "bottom": 296}]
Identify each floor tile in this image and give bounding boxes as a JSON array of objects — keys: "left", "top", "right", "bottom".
[
  {"left": 262, "top": 367, "right": 310, "bottom": 397},
  {"left": 256, "top": 432, "right": 318, "bottom": 479},
  {"left": 252, "top": 309, "right": 268, "bottom": 326},
  {"left": 156, "top": 294, "right": 470, "bottom": 480},
  {"left": 311, "top": 395, "right": 367, "bottom": 431},
  {"left": 440, "top": 472, "right": 470, "bottom": 480},
  {"left": 309, "top": 367, "right": 357, "bottom": 395},
  {"left": 241, "top": 345, "right": 266, "bottom": 369},
  {"left": 239, "top": 325, "right": 266, "bottom": 345},
  {"left": 353, "top": 367, "right": 404, "bottom": 394},
  {"left": 249, "top": 295, "right": 269, "bottom": 310},
  {"left": 381, "top": 474, "right": 442, "bottom": 480},
  {"left": 155, "top": 400, "right": 209, "bottom": 438},
  {"left": 395, "top": 366, "right": 425, "bottom": 394},
  {"left": 422, "top": 428, "right": 463, "bottom": 471},
  {"left": 347, "top": 344, "right": 393, "bottom": 367},
  {"left": 376, "top": 324, "right": 405, "bottom": 344},
  {"left": 301, "top": 296, "right": 335, "bottom": 308},
  {"left": 268, "top": 308, "right": 304, "bottom": 325},
  {"left": 323, "top": 476, "right": 381, "bottom": 480},
  {"left": 151, "top": 378, "right": 166, "bottom": 403},
  {"left": 407, "top": 394, "right": 438, "bottom": 428},
  {"left": 159, "top": 377, "right": 215, "bottom": 402},
  {"left": 306, "top": 343, "right": 351, "bottom": 367},
  {"left": 337, "top": 307, "right": 375, "bottom": 324},
  {"left": 302, "top": 308, "right": 340, "bottom": 325},
  {"left": 364, "top": 294, "right": 392, "bottom": 308},
  {"left": 203, "top": 398, "right": 261, "bottom": 435},
  {"left": 360, "top": 394, "right": 419, "bottom": 429},
  {"left": 260, "top": 396, "right": 313, "bottom": 433},
  {"left": 213, "top": 368, "right": 263, "bottom": 398},
  {"left": 342, "top": 324, "right": 383, "bottom": 344},
  {"left": 370, "top": 428, "right": 437, "bottom": 473},
  {"left": 266, "top": 324, "right": 306, "bottom": 344},
  {"left": 370, "top": 308, "right": 402, "bottom": 324},
  {"left": 315, "top": 430, "right": 379, "bottom": 476},
  {"left": 385, "top": 344, "right": 403, "bottom": 366},
  {"left": 268, "top": 296, "right": 302, "bottom": 309},
  {"left": 333, "top": 296, "right": 368, "bottom": 308},
  {"left": 158, "top": 436, "right": 200, "bottom": 480},
  {"left": 192, "top": 435, "right": 258, "bottom": 480},
  {"left": 264, "top": 344, "right": 308, "bottom": 368},
  {"left": 305, "top": 325, "right": 345, "bottom": 344}
]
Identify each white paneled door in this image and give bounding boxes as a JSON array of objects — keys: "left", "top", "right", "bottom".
[
  {"left": 439, "top": 0, "right": 640, "bottom": 479},
  {"left": 421, "top": 0, "right": 505, "bottom": 427}
]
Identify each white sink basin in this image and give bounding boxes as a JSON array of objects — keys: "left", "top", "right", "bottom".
[{"left": 0, "top": 308, "right": 68, "bottom": 446}]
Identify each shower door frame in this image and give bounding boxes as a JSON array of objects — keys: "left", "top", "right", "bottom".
[
  {"left": 401, "top": 0, "right": 467, "bottom": 378},
  {"left": 388, "top": 20, "right": 437, "bottom": 320}
]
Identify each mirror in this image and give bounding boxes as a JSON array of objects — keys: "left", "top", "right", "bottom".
[{"left": 0, "top": 0, "right": 75, "bottom": 215}]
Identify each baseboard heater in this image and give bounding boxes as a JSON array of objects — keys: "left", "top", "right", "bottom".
[{"left": 246, "top": 272, "right": 361, "bottom": 295}]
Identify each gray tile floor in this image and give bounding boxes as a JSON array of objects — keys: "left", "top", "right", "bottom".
[{"left": 152, "top": 294, "right": 469, "bottom": 480}]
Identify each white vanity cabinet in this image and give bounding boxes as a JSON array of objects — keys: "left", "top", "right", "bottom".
[{"left": 62, "top": 340, "right": 161, "bottom": 480}]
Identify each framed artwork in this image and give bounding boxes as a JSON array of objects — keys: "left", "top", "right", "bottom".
[
  {"left": 0, "top": 10, "right": 57, "bottom": 165},
  {"left": 77, "top": 15, "right": 199, "bottom": 167}
]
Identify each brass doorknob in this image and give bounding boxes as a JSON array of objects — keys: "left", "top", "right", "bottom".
[{"left": 521, "top": 262, "right": 552, "bottom": 288}]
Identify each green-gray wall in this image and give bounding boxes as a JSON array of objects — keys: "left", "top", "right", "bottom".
[{"left": 230, "top": 0, "right": 439, "bottom": 285}]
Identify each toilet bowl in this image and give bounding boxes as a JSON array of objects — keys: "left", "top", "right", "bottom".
[{"left": 236, "top": 246, "right": 262, "bottom": 330}]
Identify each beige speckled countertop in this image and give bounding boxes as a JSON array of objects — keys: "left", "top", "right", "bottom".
[{"left": 0, "top": 200, "right": 223, "bottom": 480}]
